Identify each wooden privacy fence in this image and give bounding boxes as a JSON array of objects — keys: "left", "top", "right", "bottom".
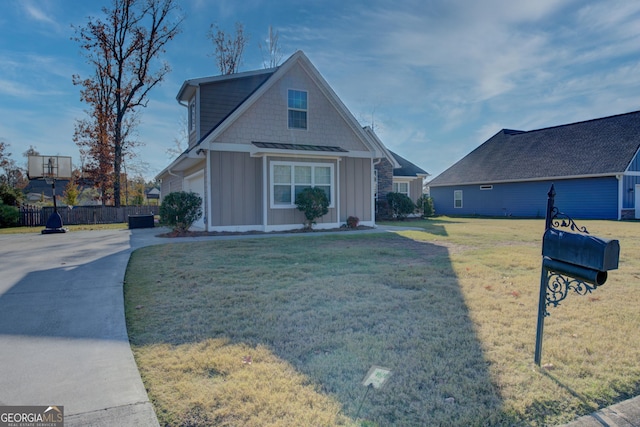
[{"left": 19, "top": 205, "right": 157, "bottom": 227}]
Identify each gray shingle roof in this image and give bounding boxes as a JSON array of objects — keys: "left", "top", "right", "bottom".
[
  {"left": 390, "top": 150, "right": 429, "bottom": 177},
  {"left": 429, "top": 111, "right": 640, "bottom": 186}
]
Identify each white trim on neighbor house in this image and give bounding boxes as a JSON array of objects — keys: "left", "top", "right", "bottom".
[
  {"left": 635, "top": 184, "right": 640, "bottom": 219},
  {"left": 269, "top": 161, "right": 335, "bottom": 209},
  {"left": 617, "top": 174, "right": 623, "bottom": 221}
]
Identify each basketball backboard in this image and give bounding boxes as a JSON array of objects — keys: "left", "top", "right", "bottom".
[{"left": 28, "top": 156, "right": 72, "bottom": 180}]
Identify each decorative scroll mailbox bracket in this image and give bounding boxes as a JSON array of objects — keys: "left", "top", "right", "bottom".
[{"left": 534, "top": 185, "right": 620, "bottom": 366}]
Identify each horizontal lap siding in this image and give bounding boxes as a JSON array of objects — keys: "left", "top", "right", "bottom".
[
  {"left": 210, "top": 151, "right": 262, "bottom": 226},
  {"left": 160, "top": 174, "right": 183, "bottom": 202},
  {"left": 431, "top": 177, "right": 619, "bottom": 219}
]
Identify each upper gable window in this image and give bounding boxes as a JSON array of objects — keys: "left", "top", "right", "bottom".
[
  {"left": 189, "top": 100, "right": 196, "bottom": 133},
  {"left": 288, "top": 90, "right": 307, "bottom": 130}
]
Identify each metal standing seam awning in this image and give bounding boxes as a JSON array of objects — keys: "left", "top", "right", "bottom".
[{"left": 251, "top": 141, "right": 349, "bottom": 153}]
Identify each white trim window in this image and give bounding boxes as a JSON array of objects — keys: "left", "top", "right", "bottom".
[
  {"left": 288, "top": 89, "right": 308, "bottom": 129},
  {"left": 393, "top": 181, "right": 409, "bottom": 197},
  {"left": 454, "top": 190, "right": 463, "bottom": 208},
  {"left": 271, "top": 161, "right": 333, "bottom": 208}
]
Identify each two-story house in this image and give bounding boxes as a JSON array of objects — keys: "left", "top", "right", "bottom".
[{"left": 157, "top": 50, "right": 427, "bottom": 231}]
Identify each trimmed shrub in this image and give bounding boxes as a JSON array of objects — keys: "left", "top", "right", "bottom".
[
  {"left": 386, "top": 192, "right": 415, "bottom": 220},
  {"left": 159, "top": 191, "right": 203, "bottom": 233},
  {"left": 295, "top": 187, "right": 329, "bottom": 230},
  {"left": 375, "top": 199, "right": 393, "bottom": 221},
  {"left": 416, "top": 195, "right": 435, "bottom": 217}
]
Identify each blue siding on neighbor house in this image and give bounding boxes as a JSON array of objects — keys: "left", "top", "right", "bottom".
[{"left": 430, "top": 177, "right": 619, "bottom": 219}]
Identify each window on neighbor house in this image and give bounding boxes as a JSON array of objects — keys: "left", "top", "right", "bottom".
[
  {"left": 454, "top": 190, "right": 463, "bottom": 208},
  {"left": 393, "top": 182, "right": 409, "bottom": 197},
  {"left": 288, "top": 90, "right": 307, "bottom": 129},
  {"left": 189, "top": 100, "right": 196, "bottom": 133},
  {"left": 272, "top": 162, "right": 333, "bottom": 208}
]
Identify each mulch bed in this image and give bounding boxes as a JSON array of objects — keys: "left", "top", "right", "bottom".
[{"left": 157, "top": 225, "right": 375, "bottom": 238}]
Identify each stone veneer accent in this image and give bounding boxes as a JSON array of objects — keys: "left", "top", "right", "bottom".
[{"left": 375, "top": 158, "right": 394, "bottom": 219}]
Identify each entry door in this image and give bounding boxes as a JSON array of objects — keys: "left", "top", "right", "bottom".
[
  {"left": 185, "top": 171, "right": 205, "bottom": 230},
  {"left": 636, "top": 184, "right": 640, "bottom": 219}
]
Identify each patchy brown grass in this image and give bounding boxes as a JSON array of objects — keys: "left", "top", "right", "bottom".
[{"left": 125, "top": 218, "right": 640, "bottom": 426}]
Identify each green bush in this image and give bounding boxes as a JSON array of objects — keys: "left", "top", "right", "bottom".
[
  {"left": 0, "top": 182, "right": 23, "bottom": 206},
  {"left": 416, "top": 195, "right": 434, "bottom": 217},
  {"left": 295, "top": 187, "right": 329, "bottom": 229},
  {"left": 159, "top": 191, "right": 202, "bottom": 233},
  {"left": 386, "top": 192, "right": 415, "bottom": 220},
  {"left": 0, "top": 201, "right": 19, "bottom": 228}
]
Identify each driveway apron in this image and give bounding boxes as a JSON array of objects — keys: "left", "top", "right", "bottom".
[{"left": 0, "top": 229, "right": 158, "bottom": 426}]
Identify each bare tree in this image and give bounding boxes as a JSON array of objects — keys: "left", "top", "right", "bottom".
[
  {"left": 259, "top": 25, "right": 283, "bottom": 69},
  {"left": 207, "top": 22, "right": 248, "bottom": 75},
  {"left": 166, "top": 114, "right": 188, "bottom": 159},
  {"left": 73, "top": 0, "right": 182, "bottom": 207}
]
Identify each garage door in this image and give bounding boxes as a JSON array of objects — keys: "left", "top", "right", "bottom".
[{"left": 185, "top": 170, "right": 205, "bottom": 230}]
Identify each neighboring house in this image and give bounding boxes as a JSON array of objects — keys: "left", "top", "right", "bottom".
[
  {"left": 429, "top": 111, "right": 640, "bottom": 220},
  {"left": 23, "top": 179, "right": 69, "bottom": 203},
  {"left": 145, "top": 187, "right": 160, "bottom": 205},
  {"left": 157, "top": 50, "right": 411, "bottom": 231}
]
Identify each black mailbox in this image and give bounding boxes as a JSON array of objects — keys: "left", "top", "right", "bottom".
[{"left": 542, "top": 229, "right": 620, "bottom": 286}]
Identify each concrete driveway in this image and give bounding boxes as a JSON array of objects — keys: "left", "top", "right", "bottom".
[{"left": 0, "top": 228, "right": 159, "bottom": 426}]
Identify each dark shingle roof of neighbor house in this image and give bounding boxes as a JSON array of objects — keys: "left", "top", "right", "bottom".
[
  {"left": 429, "top": 111, "right": 640, "bottom": 186},
  {"left": 390, "top": 151, "right": 429, "bottom": 177}
]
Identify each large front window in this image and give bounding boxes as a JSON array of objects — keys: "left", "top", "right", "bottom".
[
  {"left": 272, "top": 162, "right": 333, "bottom": 208},
  {"left": 288, "top": 89, "right": 307, "bottom": 129}
]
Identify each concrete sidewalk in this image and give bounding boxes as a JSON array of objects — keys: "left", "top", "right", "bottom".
[{"left": 0, "top": 226, "right": 637, "bottom": 426}]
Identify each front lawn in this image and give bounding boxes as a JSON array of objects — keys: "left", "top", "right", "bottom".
[{"left": 124, "top": 218, "right": 640, "bottom": 426}]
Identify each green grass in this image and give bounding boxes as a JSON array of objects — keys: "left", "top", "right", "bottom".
[{"left": 124, "top": 217, "right": 640, "bottom": 426}]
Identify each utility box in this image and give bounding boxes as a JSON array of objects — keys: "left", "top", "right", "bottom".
[
  {"left": 128, "top": 214, "right": 154, "bottom": 229},
  {"left": 542, "top": 229, "right": 620, "bottom": 272}
]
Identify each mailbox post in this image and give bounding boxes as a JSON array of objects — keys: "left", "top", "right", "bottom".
[{"left": 534, "top": 185, "right": 620, "bottom": 366}]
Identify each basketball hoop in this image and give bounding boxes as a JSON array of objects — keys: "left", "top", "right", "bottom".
[{"left": 27, "top": 155, "right": 72, "bottom": 234}]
